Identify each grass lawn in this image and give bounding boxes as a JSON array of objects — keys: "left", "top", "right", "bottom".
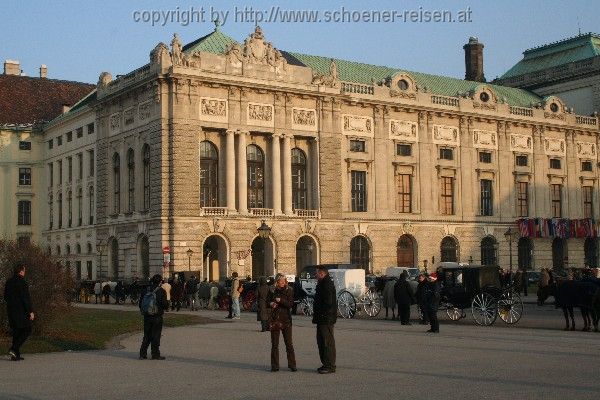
[{"left": 1, "top": 307, "right": 214, "bottom": 354}]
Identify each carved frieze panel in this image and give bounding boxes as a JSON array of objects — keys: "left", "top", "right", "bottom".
[
  {"left": 544, "top": 138, "right": 566, "bottom": 157},
  {"left": 200, "top": 97, "right": 228, "bottom": 123},
  {"left": 109, "top": 113, "right": 121, "bottom": 135},
  {"left": 138, "top": 101, "right": 151, "bottom": 121},
  {"left": 292, "top": 107, "right": 317, "bottom": 131},
  {"left": 247, "top": 102, "right": 274, "bottom": 127},
  {"left": 432, "top": 125, "right": 459, "bottom": 146},
  {"left": 389, "top": 120, "right": 418, "bottom": 142},
  {"left": 123, "top": 107, "right": 135, "bottom": 126},
  {"left": 472, "top": 129, "right": 497, "bottom": 150},
  {"left": 510, "top": 134, "right": 533, "bottom": 153},
  {"left": 342, "top": 114, "right": 373, "bottom": 138},
  {"left": 576, "top": 141, "right": 596, "bottom": 158}
]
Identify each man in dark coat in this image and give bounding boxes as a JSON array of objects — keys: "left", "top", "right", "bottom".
[
  {"left": 139, "top": 274, "right": 169, "bottom": 360},
  {"left": 423, "top": 273, "right": 441, "bottom": 333},
  {"left": 312, "top": 266, "right": 337, "bottom": 374},
  {"left": 4, "top": 264, "right": 34, "bottom": 361},
  {"left": 415, "top": 274, "right": 430, "bottom": 325},
  {"left": 394, "top": 271, "right": 416, "bottom": 325}
]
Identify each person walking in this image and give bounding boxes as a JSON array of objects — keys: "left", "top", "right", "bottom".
[
  {"left": 4, "top": 264, "right": 34, "bottom": 361},
  {"left": 231, "top": 272, "right": 241, "bottom": 319},
  {"left": 312, "top": 266, "right": 337, "bottom": 374},
  {"left": 257, "top": 276, "right": 271, "bottom": 332},
  {"left": 139, "top": 274, "right": 169, "bottom": 360},
  {"left": 171, "top": 275, "right": 184, "bottom": 311},
  {"left": 394, "top": 271, "right": 416, "bottom": 325},
  {"left": 267, "top": 274, "right": 296, "bottom": 372},
  {"left": 93, "top": 280, "right": 102, "bottom": 304},
  {"left": 185, "top": 275, "right": 199, "bottom": 311},
  {"left": 381, "top": 277, "right": 397, "bottom": 320},
  {"left": 423, "top": 273, "right": 440, "bottom": 333},
  {"left": 161, "top": 278, "right": 171, "bottom": 311},
  {"left": 415, "top": 273, "right": 430, "bottom": 325}
]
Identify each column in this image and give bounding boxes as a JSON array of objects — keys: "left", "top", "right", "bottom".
[
  {"left": 271, "top": 133, "right": 282, "bottom": 215},
  {"left": 310, "top": 138, "right": 320, "bottom": 212},
  {"left": 282, "top": 134, "right": 293, "bottom": 215},
  {"left": 226, "top": 130, "right": 236, "bottom": 212},
  {"left": 237, "top": 131, "right": 248, "bottom": 214}
]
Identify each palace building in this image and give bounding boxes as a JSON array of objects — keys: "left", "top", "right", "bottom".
[{"left": 3, "top": 27, "right": 600, "bottom": 280}]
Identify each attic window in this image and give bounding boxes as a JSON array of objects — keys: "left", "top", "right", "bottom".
[
  {"left": 550, "top": 103, "right": 559, "bottom": 113},
  {"left": 479, "top": 92, "right": 490, "bottom": 103},
  {"left": 397, "top": 79, "right": 409, "bottom": 91}
]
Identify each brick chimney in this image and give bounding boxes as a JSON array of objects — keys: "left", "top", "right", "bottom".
[
  {"left": 463, "top": 37, "right": 486, "bottom": 82},
  {"left": 39, "top": 64, "right": 48, "bottom": 78},
  {"left": 3, "top": 59, "right": 21, "bottom": 75}
]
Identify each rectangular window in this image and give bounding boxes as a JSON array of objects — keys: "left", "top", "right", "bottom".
[
  {"left": 48, "top": 139, "right": 53, "bottom": 150},
  {"left": 58, "top": 160, "right": 63, "bottom": 184},
  {"left": 516, "top": 155, "right": 528, "bottom": 166},
  {"left": 19, "top": 141, "right": 31, "bottom": 150},
  {"left": 78, "top": 153, "right": 83, "bottom": 179},
  {"left": 349, "top": 140, "right": 366, "bottom": 152},
  {"left": 582, "top": 161, "right": 593, "bottom": 172},
  {"left": 48, "top": 194, "right": 53, "bottom": 230},
  {"left": 480, "top": 179, "right": 493, "bottom": 216},
  {"left": 517, "top": 182, "right": 528, "bottom": 217},
  {"left": 583, "top": 186, "right": 594, "bottom": 219},
  {"left": 440, "top": 177, "right": 454, "bottom": 215},
  {"left": 439, "top": 148, "right": 453, "bottom": 160},
  {"left": 89, "top": 186, "right": 95, "bottom": 225},
  {"left": 87, "top": 123, "right": 95, "bottom": 135},
  {"left": 18, "top": 201, "right": 31, "bottom": 225},
  {"left": 88, "top": 150, "right": 95, "bottom": 177},
  {"left": 66, "top": 131, "right": 72, "bottom": 142},
  {"left": 479, "top": 152, "right": 492, "bottom": 163},
  {"left": 551, "top": 184, "right": 562, "bottom": 218},
  {"left": 396, "top": 174, "right": 412, "bottom": 213},
  {"left": 549, "top": 158, "right": 561, "bottom": 169},
  {"left": 18, "top": 168, "right": 31, "bottom": 186},
  {"left": 77, "top": 188, "right": 82, "bottom": 226},
  {"left": 57, "top": 136, "right": 62, "bottom": 146},
  {"left": 68, "top": 157, "right": 73, "bottom": 182},
  {"left": 76, "top": 127, "right": 83, "bottom": 138},
  {"left": 396, "top": 144, "right": 412, "bottom": 157},
  {"left": 48, "top": 163, "right": 54, "bottom": 187},
  {"left": 351, "top": 171, "right": 367, "bottom": 212}
]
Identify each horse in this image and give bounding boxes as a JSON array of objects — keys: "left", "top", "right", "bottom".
[{"left": 537, "top": 280, "right": 600, "bottom": 331}]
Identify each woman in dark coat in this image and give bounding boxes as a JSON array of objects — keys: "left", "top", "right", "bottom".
[
  {"left": 266, "top": 274, "right": 296, "bottom": 372},
  {"left": 394, "top": 271, "right": 416, "bottom": 325},
  {"left": 4, "top": 264, "right": 34, "bottom": 361},
  {"left": 256, "top": 276, "right": 271, "bottom": 332}
]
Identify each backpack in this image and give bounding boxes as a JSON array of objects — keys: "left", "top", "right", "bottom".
[{"left": 141, "top": 287, "right": 160, "bottom": 315}]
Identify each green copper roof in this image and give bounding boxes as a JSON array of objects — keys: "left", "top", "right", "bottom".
[
  {"left": 183, "top": 29, "right": 541, "bottom": 107},
  {"left": 501, "top": 33, "right": 600, "bottom": 79}
]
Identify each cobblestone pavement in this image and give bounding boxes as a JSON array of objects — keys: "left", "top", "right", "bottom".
[{"left": 0, "top": 301, "right": 599, "bottom": 400}]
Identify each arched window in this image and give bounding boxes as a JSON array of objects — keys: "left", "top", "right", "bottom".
[
  {"left": 350, "top": 236, "right": 370, "bottom": 272},
  {"left": 67, "top": 190, "right": 73, "bottom": 227},
  {"left": 110, "top": 237, "right": 119, "bottom": 279},
  {"left": 199, "top": 141, "right": 218, "bottom": 207},
  {"left": 48, "top": 193, "right": 53, "bottom": 229},
  {"left": 143, "top": 144, "right": 150, "bottom": 210},
  {"left": 441, "top": 237, "right": 458, "bottom": 262},
  {"left": 89, "top": 186, "right": 94, "bottom": 225},
  {"left": 127, "top": 148, "right": 135, "bottom": 212},
  {"left": 87, "top": 243, "right": 93, "bottom": 254},
  {"left": 138, "top": 235, "right": 150, "bottom": 279},
  {"left": 77, "top": 187, "right": 83, "bottom": 226},
  {"left": 113, "top": 153, "right": 120, "bottom": 214},
  {"left": 584, "top": 238, "right": 597, "bottom": 268},
  {"left": 552, "top": 238, "right": 566, "bottom": 269},
  {"left": 56, "top": 245, "right": 61, "bottom": 256},
  {"left": 480, "top": 237, "right": 497, "bottom": 267},
  {"left": 397, "top": 235, "right": 415, "bottom": 267},
  {"left": 291, "top": 148, "right": 307, "bottom": 210},
  {"left": 247, "top": 145, "right": 264, "bottom": 208},
  {"left": 58, "top": 193, "right": 63, "bottom": 228},
  {"left": 66, "top": 244, "right": 71, "bottom": 255},
  {"left": 76, "top": 243, "right": 82, "bottom": 254},
  {"left": 518, "top": 237, "right": 532, "bottom": 270}
]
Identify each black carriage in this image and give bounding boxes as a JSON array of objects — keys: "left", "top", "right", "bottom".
[{"left": 438, "top": 263, "right": 523, "bottom": 326}]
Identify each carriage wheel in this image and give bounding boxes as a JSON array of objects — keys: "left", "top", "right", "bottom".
[
  {"left": 362, "top": 289, "right": 381, "bottom": 317},
  {"left": 471, "top": 292, "right": 498, "bottom": 326},
  {"left": 498, "top": 291, "right": 523, "bottom": 324},
  {"left": 299, "top": 297, "right": 314, "bottom": 317},
  {"left": 446, "top": 307, "right": 464, "bottom": 321},
  {"left": 337, "top": 290, "right": 357, "bottom": 319}
]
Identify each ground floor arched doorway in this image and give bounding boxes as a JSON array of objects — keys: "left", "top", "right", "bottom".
[
  {"left": 518, "top": 237, "right": 532, "bottom": 271},
  {"left": 108, "top": 237, "right": 119, "bottom": 279},
  {"left": 296, "top": 235, "right": 318, "bottom": 276},
  {"left": 441, "top": 236, "right": 458, "bottom": 262},
  {"left": 251, "top": 237, "right": 275, "bottom": 279},
  {"left": 584, "top": 238, "right": 597, "bottom": 268},
  {"left": 137, "top": 235, "right": 150, "bottom": 279},
  {"left": 397, "top": 235, "right": 416, "bottom": 267},
  {"left": 203, "top": 235, "right": 229, "bottom": 282},
  {"left": 552, "top": 238, "right": 567, "bottom": 269}
]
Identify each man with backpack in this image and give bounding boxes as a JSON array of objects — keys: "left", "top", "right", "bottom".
[{"left": 139, "top": 274, "right": 169, "bottom": 360}]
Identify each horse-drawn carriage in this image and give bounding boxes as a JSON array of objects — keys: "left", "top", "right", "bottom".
[
  {"left": 295, "top": 265, "right": 381, "bottom": 319},
  {"left": 438, "top": 263, "right": 523, "bottom": 326}
]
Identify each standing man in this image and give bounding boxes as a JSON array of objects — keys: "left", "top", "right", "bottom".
[
  {"left": 230, "top": 272, "right": 241, "bottom": 319},
  {"left": 312, "top": 266, "right": 337, "bottom": 374},
  {"left": 4, "top": 264, "right": 34, "bottom": 361},
  {"left": 139, "top": 274, "right": 169, "bottom": 360},
  {"left": 423, "top": 273, "right": 440, "bottom": 333}
]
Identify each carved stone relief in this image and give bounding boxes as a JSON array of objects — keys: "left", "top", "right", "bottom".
[
  {"left": 292, "top": 107, "right": 317, "bottom": 131},
  {"left": 342, "top": 114, "right": 373, "bottom": 138},
  {"left": 472, "top": 129, "right": 497, "bottom": 150},
  {"left": 510, "top": 134, "right": 533, "bottom": 153},
  {"left": 432, "top": 125, "right": 459, "bottom": 146},
  {"left": 138, "top": 101, "right": 151, "bottom": 121},
  {"left": 123, "top": 108, "right": 135, "bottom": 126},
  {"left": 247, "top": 102, "right": 274, "bottom": 127},
  {"left": 200, "top": 97, "right": 228, "bottom": 123},
  {"left": 544, "top": 138, "right": 566, "bottom": 157},
  {"left": 576, "top": 141, "right": 596, "bottom": 158},
  {"left": 109, "top": 113, "right": 121, "bottom": 134},
  {"left": 389, "top": 120, "right": 418, "bottom": 142},
  {"left": 224, "top": 26, "right": 288, "bottom": 72}
]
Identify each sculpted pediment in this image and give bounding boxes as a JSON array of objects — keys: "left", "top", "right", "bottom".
[{"left": 224, "top": 26, "right": 288, "bottom": 72}]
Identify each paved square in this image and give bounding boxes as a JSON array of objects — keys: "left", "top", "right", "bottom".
[{"left": 0, "top": 305, "right": 599, "bottom": 400}]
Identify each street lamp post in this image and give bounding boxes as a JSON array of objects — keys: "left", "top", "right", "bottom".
[
  {"left": 257, "top": 220, "right": 271, "bottom": 277},
  {"left": 186, "top": 248, "right": 193, "bottom": 273}
]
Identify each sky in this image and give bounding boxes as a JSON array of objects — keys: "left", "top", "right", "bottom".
[{"left": 2, "top": 0, "right": 597, "bottom": 84}]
